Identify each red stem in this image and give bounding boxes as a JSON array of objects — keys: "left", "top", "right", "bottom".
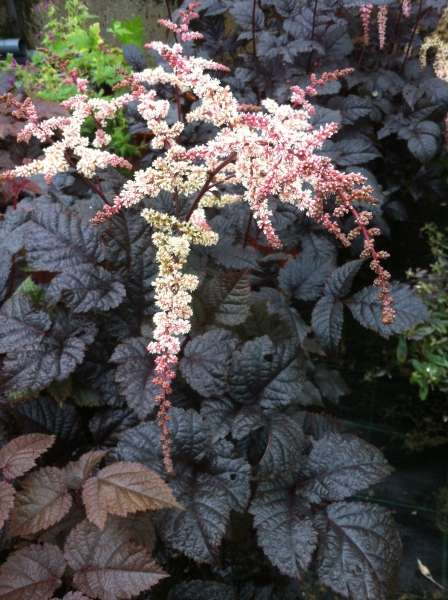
[
  {"left": 65, "top": 153, "right": 112, "bottom": 206},
  {"left": 243, "top": 213, "right": 253, "bottom": 248},
  {"left": 350, "top": 205, "right": 380, "bottom": 261},
  {"left": 185, "top": 152, "right": 237, "bottom": 221},
  {"left": 88, "top": 178, "right": 112, "bottom": 205}
]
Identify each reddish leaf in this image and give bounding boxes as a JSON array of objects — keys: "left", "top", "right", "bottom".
[
  {"left": 0, "top": 543, "right": 66, "bottom": 599},
  {"left": 64, "top": 519, "right": 167, "bottom": 600},
  {"left": 63, "top": 451, "right": 107, "bottom": 490},
  {"left": 109, "top": 513, "right": 156, "bottom": 553},
  {"left": 1, "top": 178, "right": 41, "bottom": 208},
  {"left": 32, "top": 99, "right": 68, "bottom": 120},
  {"left": 82, "top": 462, "right": 180, "bottom": 530},
  {"left": 0, "top": 481, "right": 15, "bottom": 529},
  {"left": 0, "top": 434, "right": 55, "bottom": 480},
  {"left": 10, "top": 466, "right": 73, "bottom": 536}
]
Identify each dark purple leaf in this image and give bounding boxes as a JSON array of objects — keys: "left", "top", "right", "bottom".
[
  {"left": 316, "top": 502, "right": 401, "bottom": 600},
  {"left": 180, "top": 329, "right": 237, "bottom": 397}
]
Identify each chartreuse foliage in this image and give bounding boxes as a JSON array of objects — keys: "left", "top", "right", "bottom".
[
  {"left": 0, "top": 0, "right": 144, "bottom": 158},
  {"left": 3, "top": 0, "right": 130, "bottom": 101}
]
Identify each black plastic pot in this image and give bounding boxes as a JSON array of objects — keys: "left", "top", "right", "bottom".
[{"left": 0, "top": 38, "right": 26, "bottom": 58}]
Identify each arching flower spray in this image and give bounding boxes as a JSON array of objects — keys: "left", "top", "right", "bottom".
[{"left": 1, "top": 3, "right": 395, "bottom": 471}]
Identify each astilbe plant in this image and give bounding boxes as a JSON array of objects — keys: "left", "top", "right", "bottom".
[
  {"left": 190, "top": 0, "right": 448, "bottom": 228},
  {"left": 0, "top": 433, "right": 179, "bottom": 598},
  {"left": 2, "top": 3, "right": 395, "bottom": 471},
  {"left": 0, "top": 4, "right": 433, "bottom": 599}
]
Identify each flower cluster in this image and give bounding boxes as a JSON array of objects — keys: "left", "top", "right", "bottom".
[
  {"left": 402, "top": 0, "right": 412, "bottom": 18},
  {"left": 420, "top": 7, "right": 448, "bottom": 82},
  {"left": 2, "top": 2, "right": 395, "bottom": 469},
  {"left": 142, "top": 208, "right": 217, "bottom": 471},
  {"left": 67, "top": 69, "right": 89, "bottom": 94},
  {"left": 359, "top": 4, "right": 389, "bottom": 48},
  {"left": 377, "top": 6, "right": 389, "bottom": 50},
  {"left": 360, "top": 5, "right": 374, "bottom": 46},
  {"left": 159, "top": 1, "right": 204, "bottom": 42},
  {"left": 1, "top": 93, "right": 132, "bottom": 183}
]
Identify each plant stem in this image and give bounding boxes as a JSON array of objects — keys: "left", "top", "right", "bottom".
[
  {"left": 164, "top": 0, "right": 174, "bottom": 27},
  {"left": 390, "top": 3, "right": 403, "bottom": 55},
  {"left": 251, "top": 0, "right": 257, "bottom": 58},
  {"left": 66, "top": 153, "right": 112, "bottom": 206},
  {"left": 402, "top": 0, "right": 424, "bottom": 66},
  {"left": 185, "top": 152, "right": 237, "bottom": 220},
  {"left": 164, "top": 0, "right": 184, "bottom": 123},
  {"left": 243, "top": 212, "right": 253, "bottom": 248},
  {"left": 350, "top": 205, "right": 380, "bottom": 263},
  {"left": 88, "top": 178, "right": 113, "bottom": 205},
  {"left": 307, "top": 0, "right": 319, "bottom": 73},
  {"left": 174, "top": 189, "right": 180, "bottom": 216}
]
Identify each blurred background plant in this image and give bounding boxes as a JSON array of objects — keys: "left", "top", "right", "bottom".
[
  {"left": 397, "top": 224, "right": 448, "bottom": 401},
  {"left": 3, "top": 0, "right": 129, "bottom": 99},
  {"left": 0, "top": 0, "right": 147, "bottom": 157}
]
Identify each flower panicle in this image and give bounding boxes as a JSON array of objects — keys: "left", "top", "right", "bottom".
[
  {"left": 402, "top": 0, "right": 412, "bottom": 18},
  {"left": 158, "top": 2, "right": 204, "bottom": 42},
  {"left": 420, "top": 7, "right": 448, "bottom": 82},
  {"left": 378, "top": 5, "right": 388, "bottom": 50},
  {"left": 1, "top": 7, "right": 396, "bottom": 471},
  {"left": 359, "top": 5, "right": 374, "bottom": 45},
  {"left": 290, "top": 68, "right": 353, "bottom": 114}
]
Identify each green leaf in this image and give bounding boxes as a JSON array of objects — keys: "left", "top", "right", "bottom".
[
  {"left": 396, "top": 336, "right": 408, "bottom": 364},
  {"left": 109, "top": 16, "right": 145, "bottom": 47}
]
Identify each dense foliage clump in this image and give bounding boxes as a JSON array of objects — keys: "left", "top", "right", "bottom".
[
  {"left": 192, "top": 0, "right": 448, "bottom": 212},
  {"left": 0, "top": 1, "right": 444, "bottom": 598}
]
